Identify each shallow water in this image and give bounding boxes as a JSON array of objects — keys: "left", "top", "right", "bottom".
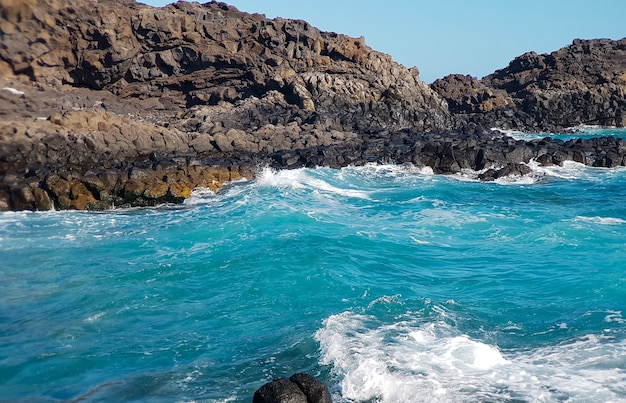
[{"left": 1, "top": 128, "right": 626, "bottom": 402}]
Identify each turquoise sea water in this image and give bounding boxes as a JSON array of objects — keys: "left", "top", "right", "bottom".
[{"left": 2, "top": 129, "right": 626, "bottom": 402}]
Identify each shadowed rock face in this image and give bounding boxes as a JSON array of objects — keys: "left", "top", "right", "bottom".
[
  {"left": 0, "top": 0, "right": 625, "bottom": 211},
  {"left": 432, "top": 38, "right": 626, "bottom": 132}
]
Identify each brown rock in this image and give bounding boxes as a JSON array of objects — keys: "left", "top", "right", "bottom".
[
  {"left": 143, "top": 182, "right": 170, "bottom": 200},
  {"left": 431, "top": 74, "right": 511, "bottom": 115},
  {"left": 71, "top": 192, "right": 96, "bottom": 210},
  {"left": 0, "top": 190, "right": 11, "bottom": 211},
  {"left": 0, "top": 0, "right": 624, "bottom": 212},
  {"left": 168, "top": 183, "right": 192, "bottom": 199},
  {"left": 44, "top": 174, "right": 70, "bottom": 198},
  {"left": 57, "top": 195, "right": 72, "bottom": 210},
  {"left": 10, "top": 184, "right": 35, "bottom": 210},
  {"left": 123, "top": 179, "right": 146, "bottom": 201},
  {"left": 33, "top": 187, "right": 53, "bottom": 211},
  {"left": 480, "top": 38, "right": 626, "bottom": 131}
]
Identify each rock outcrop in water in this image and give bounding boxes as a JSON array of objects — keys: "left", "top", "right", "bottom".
[
  {"left": 0, "top": 0, "right": 625, "bottom": 211},
  {"left": 253, "top": 372, "right": 332, "bottom": 403},
  {"left": 432, "top": 38, "right": 626, "bottom": 132}
]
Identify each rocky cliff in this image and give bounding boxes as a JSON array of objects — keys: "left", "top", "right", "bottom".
[
  {"left": 0, "top": 0, "right": 453, "bottom": 210},
  {"left": 432, "top": 38, "right": 626, "bottom": 132},
  {"left": 1, "top": 0, "right": 625, "bottom": 211}
]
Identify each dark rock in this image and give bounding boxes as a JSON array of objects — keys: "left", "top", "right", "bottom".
[
  {"left": 253, "top": 373, "right": 332, "bottom": 403},
  {"left": 289, "top": 372, "right": 332, "bottom": 403},
  {"left": 10, "top": 184, "right": 36, "bottom": 210},
  {"left": 478, "top": 163, "right": 533, "bottom": 181},
  {"left": 253, "top": 377, "right": 308, "bottom": 403},
  {"left": 433, "top": 39, "right": 626, "bottom": 132}
]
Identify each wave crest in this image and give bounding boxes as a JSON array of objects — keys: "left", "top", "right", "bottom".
[{"left": 316, "top": 311, "right": 626, "bottom": 402}]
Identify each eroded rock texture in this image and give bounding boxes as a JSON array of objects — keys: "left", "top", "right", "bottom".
[
  {"left": 0, "top": 0, "right": 453, "bottom": 210},
  {"left": 0, "top": 0, "right": 625, "bottom": 211},
  {"left": 432, "top": 38, "right": 626, "bottom": 132}
]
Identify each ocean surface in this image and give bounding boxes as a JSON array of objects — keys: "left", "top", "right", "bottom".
[{"left": 2, "top": 128, "right": 626, "bottom": 402}]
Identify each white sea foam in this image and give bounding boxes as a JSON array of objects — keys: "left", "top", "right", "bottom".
[
  {"left": 604, "top": 311, "right": 626, "bottom": 324},
  {"left": 525, "top": 159, "right": 592, "bottom": 180},
  {"left": 367, "top": 294, "right": 403, "bottom": 309},
  {"left": 342, "top": 162, "right": 434, "bottom": 178},
  {"left": 316, "top": 311, "right": 626, "bottom": 402},
  {"left": 410, "top": 236, "right": 432, "bottom": 245},
  {"left": 255, "top": 166, "right": 372, "bottom": 199},
  {"left": 255, "top": 166, "right": 307, "bottom": 189},
  {"left": 85, "top": 311, "right": 106, "bottom": 323},
  {"left": 574, "top": 216, "right": 626, "bottom": 225},
  {"left": 490, "top": 127, "right": 527, "bottom": 137},
  {"left": 418, "top": 208, "right": 488, "bottom": 227},
  {"left": 564, "top": 124, "right": 609, "bottom": 132},
  {"left": 185, "top": 187, "right": 216, "bottom": 202},
  {"left": 448, "top": 165, "right": 542, "bottom": 185},
  {"left": 184, "top": 177, "right": 250, "bottom": 205},
  {"left": 445, "top": 157, "right": 625, "bottom": 184},
  {"left": 490, "top": 127, "right": 552, "bottom": 141}
]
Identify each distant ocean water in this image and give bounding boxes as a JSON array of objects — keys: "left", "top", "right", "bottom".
[{"left": 2, "top": 128, "right": 626, "bottom": 402}]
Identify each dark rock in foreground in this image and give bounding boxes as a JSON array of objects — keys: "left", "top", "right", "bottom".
[{"left": 253, "top": 372, "right": 332, "bottom": 403}]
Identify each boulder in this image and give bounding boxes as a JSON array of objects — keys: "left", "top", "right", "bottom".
[
  {"left": 289, "top": 372, "right": 333, "bottom": 403},
  {"left": 253, "top": 372, "right": 331, "bottom": 403}
]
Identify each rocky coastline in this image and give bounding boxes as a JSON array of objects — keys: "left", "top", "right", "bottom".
[{"left": 1, "top": 0, "right": 625, "bottom": 211}]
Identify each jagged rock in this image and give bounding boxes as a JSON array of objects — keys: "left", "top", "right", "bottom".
[
  {"left": 478, "top": 163, "right": 533, "bottom": 181},
  {"left": 0, "top": 0, "right": 624, "bottom": 211},
  {"left": 0, "top": 0, "right": 450, "bottom": 133},
  {"left": 433, "top": 39, "right": 626, "bottom": 132},
  {"left": 431, "top": 74, "right": 512, "bottom": 114}
]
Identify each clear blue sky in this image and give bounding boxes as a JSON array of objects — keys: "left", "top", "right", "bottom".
[{"left": 141, "top": 0, "right": 625, "bottom": 83}]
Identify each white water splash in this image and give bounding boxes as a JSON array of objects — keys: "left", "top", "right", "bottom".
[
  {"left": 255, "top": 166, "right": 372, "bottom": 199},
  {"left": 316, "top": 311, "right": 626, "bottom": 403}
]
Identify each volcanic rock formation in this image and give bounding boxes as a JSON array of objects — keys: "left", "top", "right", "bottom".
[
  {"left": 0, "top": 0, "right": 451, "bottom": 210},
  {"left": 1, "top": 0, "right": 625, "bottom": 211},
  {"left": 432, "top": 38, "right": 626, "bottom": 132}
]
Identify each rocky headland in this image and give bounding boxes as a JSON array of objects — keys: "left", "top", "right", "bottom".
[
  {"left": 1, "top": 0, "right": 625, "bottom": 211},
  {"left": 431, "top": 38, "right": 626, "bottom": 132}
]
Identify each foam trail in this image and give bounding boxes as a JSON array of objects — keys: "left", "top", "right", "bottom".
[
  {"left": 340, "top": 163, "right": 434, "bottom": 178},
  {"left": 316, "top": 312, "right": 626, "bottom": 402},
  {"left": 575, "top": 216, "right": 626, "bottom": 225}
]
